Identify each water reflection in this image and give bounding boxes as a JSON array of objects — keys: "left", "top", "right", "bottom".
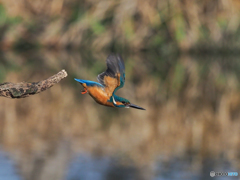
[
  {"left": 0, "top": 149, "right": 22, "bottom": 180},
  {"left": 66, "top": 154, "right": 140, "bottom": 180},
  {"left": 0, "top": 148, "right": 238, "bottom": 180},
  {"left": 65, "top": 153, "right": 239, "bottom": 180},
  {"left": 0, "top": 50, "right": 240, "bottom": 180}
]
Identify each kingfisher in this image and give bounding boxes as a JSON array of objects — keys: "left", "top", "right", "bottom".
[{"left": 74, "top": 54, "right": 145, "bottom": 110}]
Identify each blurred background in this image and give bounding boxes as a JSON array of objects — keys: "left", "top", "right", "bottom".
[{"left": 0, "top": 0, "right": 240, "bottom": 180}]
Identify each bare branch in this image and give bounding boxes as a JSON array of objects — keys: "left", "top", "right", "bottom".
[{"left": 0, "top": 69, "right": 68, "bottom": 99}]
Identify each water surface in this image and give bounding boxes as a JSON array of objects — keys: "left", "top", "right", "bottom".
[{"left": 0, "top": 50, "right": 240, "bottom": 180}]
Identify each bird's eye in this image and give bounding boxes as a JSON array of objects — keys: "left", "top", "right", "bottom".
[{"left": 122, "top": 101, "right": 129, "bottom": 105}]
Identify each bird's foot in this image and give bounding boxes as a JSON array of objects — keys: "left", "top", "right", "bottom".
[{"left": 81, "top": 88, "right": 88, "bottom": 94}]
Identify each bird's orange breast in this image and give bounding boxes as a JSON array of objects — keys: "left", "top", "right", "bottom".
[{"left": 87, "top": 86, "right": 114, "bottom": 107}]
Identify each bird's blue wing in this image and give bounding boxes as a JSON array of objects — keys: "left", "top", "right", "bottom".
[{"left": 97, "top": 54, "right": 125, "bottom": 96}]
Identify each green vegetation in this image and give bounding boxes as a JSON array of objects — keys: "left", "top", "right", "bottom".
[{"left": 0, "top": 0, "right": 239, "bottom": 52}]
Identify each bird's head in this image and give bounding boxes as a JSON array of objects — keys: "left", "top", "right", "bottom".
[{"left": 110, "top": 95, "right": 145, "bottom": 110}]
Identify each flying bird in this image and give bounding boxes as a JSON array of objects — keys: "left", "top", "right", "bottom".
[{"left": 74, "top": 54, "right": 145, "bottom": 110}]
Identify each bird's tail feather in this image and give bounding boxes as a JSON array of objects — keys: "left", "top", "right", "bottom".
[{"left": 74, "top": 78, "right": 85, "bottom": 84}]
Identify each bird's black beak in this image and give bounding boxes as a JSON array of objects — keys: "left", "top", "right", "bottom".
[{"left": 128, "top": 103, "right": 146, "bottom": 110}]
